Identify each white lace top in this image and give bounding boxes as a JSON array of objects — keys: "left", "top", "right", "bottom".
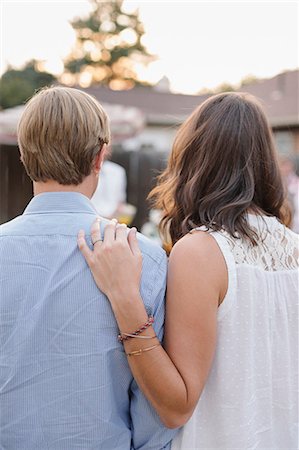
[{"left": 172, "top": 215, "right": 299, "bottom": 450}]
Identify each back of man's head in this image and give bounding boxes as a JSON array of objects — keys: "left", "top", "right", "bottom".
[{"left": 18, "top": 86, "right": 110, "bottom": 185}]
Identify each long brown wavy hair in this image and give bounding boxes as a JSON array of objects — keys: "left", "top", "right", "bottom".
[{"left": 149, "top": 92, "right": 288, "bottom": 248}]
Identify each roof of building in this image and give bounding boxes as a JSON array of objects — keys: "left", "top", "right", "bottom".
[
  {"left": 85, "top": 69, "right": 299, "bottom": 128},
  {"left": 85, "top": 85, "right": 209, "bottom": 125},
  {"left": 239, "top": 70, "right": 299, "bottom": 128}
]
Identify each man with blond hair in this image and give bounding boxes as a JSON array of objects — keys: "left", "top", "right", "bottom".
[{"left": 0, "top": 87, "right": 175, "bottom": 449}]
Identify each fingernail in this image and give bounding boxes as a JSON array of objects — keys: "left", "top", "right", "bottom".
[
  {"left": 111, "top": 218, "right": 118, "bottom": 224},
  {"left": 96, "top": 216, "right": 101, "bottom": 222}
]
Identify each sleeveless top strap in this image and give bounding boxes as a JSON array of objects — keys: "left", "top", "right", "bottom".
[{"left": 191, "top": 226, "right": 237, "bottom": 321}]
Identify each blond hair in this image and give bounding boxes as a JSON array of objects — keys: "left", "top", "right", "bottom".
[{"left": 18, "top": 86, "right": 110, "bottom": 185}]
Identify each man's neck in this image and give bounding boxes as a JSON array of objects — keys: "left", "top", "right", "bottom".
[{"left": 33, "top": 177, "right": 97, "bottom": 199}]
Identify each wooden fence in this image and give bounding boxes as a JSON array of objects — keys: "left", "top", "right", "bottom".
[
  {"left": 0, "top": 144, "right": 33, "bottom": 224},
  {"left": 0, "top": 144, "right": 168, "bottom": 229}
]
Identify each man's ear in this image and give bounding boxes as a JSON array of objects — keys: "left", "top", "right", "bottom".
[{"left": 94, "top": 144, "right": 107, "bottom": 173}]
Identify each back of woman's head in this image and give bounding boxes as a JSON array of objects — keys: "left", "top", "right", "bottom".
[{"left": 150, "top": 92, "right": 287, "bottom": 246}]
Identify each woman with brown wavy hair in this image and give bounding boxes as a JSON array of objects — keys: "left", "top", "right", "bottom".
[{"left": 78, "top": 92, "right": 298, "bottom": 449}]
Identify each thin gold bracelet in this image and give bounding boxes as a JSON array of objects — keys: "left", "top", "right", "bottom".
[
  {"left": 121, "top": 332, "right": 157, "bottom": 339},
  {"left": 126, "top": 343, "right": 160, "bottom": 357}
]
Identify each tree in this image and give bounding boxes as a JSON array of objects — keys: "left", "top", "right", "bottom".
[
  {"left": 240, "top": 75, "right": 257, "bottom": 87},
  {"left": 197, "top": 82, "right": 236, "bottom": 95},
  {"left": 0, "top": 60, "right": 56, "bottom": 109},
  {"left": 214, "top": 82, "right": 236, "bottom": 93},
  {"left": 63, "top": 0, "right": 153, "bottom": 89}
]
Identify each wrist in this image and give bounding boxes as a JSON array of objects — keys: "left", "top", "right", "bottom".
[
  {"left": 109, "top": 291, "right": 149, "bottom": 327},
  {"left": 108, "top": 286, "right": 141, "bottom": 306}
]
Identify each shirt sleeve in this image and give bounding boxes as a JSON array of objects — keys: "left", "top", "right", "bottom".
[{"left": 130, "top": 251, "right": 178, "bottom": 450}]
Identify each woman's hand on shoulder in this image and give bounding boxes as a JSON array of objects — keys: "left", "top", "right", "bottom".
[{"left": 77, "top": 218, "right": 142, "bottom": 303}]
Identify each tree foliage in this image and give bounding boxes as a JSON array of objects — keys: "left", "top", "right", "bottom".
[
  {"left": 0, "top": 60, "right": 56, "bottom": 109},
  {"left": 64, "top": 0, "right": 152, "bottom": 89},
  {"left": 198, "top": 75, "right": 259, "bottom": 95},
  {"left": 240, "top": 75, "right": 257, "bottom": 87}
]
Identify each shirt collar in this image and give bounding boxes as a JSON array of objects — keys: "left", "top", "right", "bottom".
[{"left": 23, "top": 192, "right": 98, "bottom": 215}]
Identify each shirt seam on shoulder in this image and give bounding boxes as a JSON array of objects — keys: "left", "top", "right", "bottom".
[
  {"left": 141, "top": 247, "right": 165, "bottom": 265},
  {"left": 146, "top": 252, "right": 167, "bottom": 302}
]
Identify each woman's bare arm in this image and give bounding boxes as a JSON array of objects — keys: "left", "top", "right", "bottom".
[{"left": 78, "top": 220, "right": 227, "bottom": 428}]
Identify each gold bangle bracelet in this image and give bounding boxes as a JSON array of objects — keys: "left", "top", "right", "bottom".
[{"left": 126, "top": 343, "right": 160, "bottom": 357}]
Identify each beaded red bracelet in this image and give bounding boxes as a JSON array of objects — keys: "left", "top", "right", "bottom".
[{"left": 118, "top": 316, "right": 154, "bottom": 343}]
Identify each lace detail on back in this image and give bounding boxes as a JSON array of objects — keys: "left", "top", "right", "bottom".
[{"left": 220, "top": 216, "right": 299, "bottom": 271}]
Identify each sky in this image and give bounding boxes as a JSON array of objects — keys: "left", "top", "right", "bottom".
[{"left": 1, "top": 0, "right": 298, "bottom": 94}]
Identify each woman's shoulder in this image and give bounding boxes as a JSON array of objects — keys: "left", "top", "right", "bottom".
[
  {"left": 172, "top": 229, "right": 219, "bottom": 258},
  {"left": 171, "top": 228, "right": 231, "bottom": 265},
  {"left": 170, "top": 230, "right": 228, "bottom": 296}
]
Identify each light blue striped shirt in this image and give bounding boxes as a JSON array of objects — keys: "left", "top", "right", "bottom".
[{"left": 0, "top": 192, "right": 176, "bottom": 450}]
